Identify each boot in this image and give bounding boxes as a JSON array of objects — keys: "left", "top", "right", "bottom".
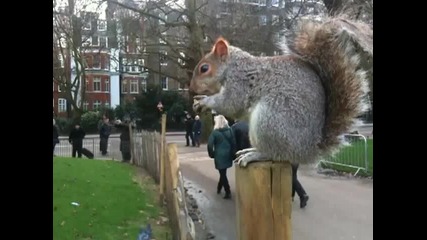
[
  {"left": 223, "top": 192, "right": 231, "bottom": 199},
  {"left": 217, "top": 183, "right": 222, "bottom": 194},
  {"left": 223, "top": 186, "right": 231, "bottom": 199},
  {"left": 300, "top": 195, "right": 309, "bottom": 208}
]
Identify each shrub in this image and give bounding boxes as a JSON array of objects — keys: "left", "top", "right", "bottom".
[
  {"left": 81, "top": 111, "right": 101, "bottom": 134},
  {"left": 55, "top": 117, "right": 73, "bottom": 135}
]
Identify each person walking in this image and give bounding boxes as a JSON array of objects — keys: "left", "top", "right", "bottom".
[
  {"left": 292, "top": 163, "right": 309, "bottom": 208},
  {"left": 184, "top": 113, "right": 195, "bottom": 147},
  {"left": 68, "top": 123, "right": 86, "bottom": 158},
  {"left": 207, "top": 115, "right": 236, "bottom": 199},
  {"left": 193, "top": 115, "right": 202, "bottom": 147},
  {"left": 99, "top": 117, "right": 111, "bottom": 156},
  {"left": 231, "top": 119, "right": 251, "bottom": 152},
  {"left": 114, "top": 119, "right": 132, "bottom": 162}
]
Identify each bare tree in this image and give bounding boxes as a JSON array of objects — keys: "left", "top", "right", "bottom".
[
  {"left": 53, "top": 0, "right": 107, "bottom": 121},
  {"left": 105, "top": 0, "right": 209, "bottom": 86}
]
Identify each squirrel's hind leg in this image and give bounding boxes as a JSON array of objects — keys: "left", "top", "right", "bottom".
[
  {"left": 234, "top": 151, "right": 270, "bottom": 168},
  {"left": 236, "top": 147, "right": 257, "bottom": 157}
]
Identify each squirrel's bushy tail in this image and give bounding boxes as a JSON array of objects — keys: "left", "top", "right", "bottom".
[{"left": 291, "top": 17, "right": 372, "bottom": 154}]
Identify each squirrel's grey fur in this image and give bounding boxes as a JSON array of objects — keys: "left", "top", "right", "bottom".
[{"left": 190, "top": 17, "right": 372, "bottom": 167}]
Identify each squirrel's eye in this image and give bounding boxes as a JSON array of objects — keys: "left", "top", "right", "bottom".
[{"left": 200, "top": 64, "right": 209, "bottom": 73}]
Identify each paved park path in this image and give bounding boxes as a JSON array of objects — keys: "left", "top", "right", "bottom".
[{"left": 177, "top": 144, "right": 373, "bottom": 240}]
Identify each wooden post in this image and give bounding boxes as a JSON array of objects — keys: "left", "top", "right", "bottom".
[
  {"left": 159, "top": 114, "right": 167, "bottom": 203},
  {"left": 167, "top": 143, "right": 188, "bottom": 240},
  {"left": 129, "top": 123, "right": 135, "bottom": 165},
  {"left": 235, "top": 161, "right": 293, "bottom": 240}
]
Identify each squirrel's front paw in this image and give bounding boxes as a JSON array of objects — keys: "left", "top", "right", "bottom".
[
  {"left": 234, "top": 151, "right": 269, "bottom": 168},
  {"left": 236, "top": 148, "right": 257, "bottom": 157},
  {"left": 193, "top": 96, "right": 208, "bottom": 113},
  {"left": 192, "top": 101, "right": 203, "bottom": 113}
]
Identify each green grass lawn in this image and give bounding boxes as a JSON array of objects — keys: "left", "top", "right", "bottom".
[
  {"left": 53, "top": 157, "right": 171, "bottom": 240},
  {"left": 321, "top": 139, "right": 373, "bottom": 176}
]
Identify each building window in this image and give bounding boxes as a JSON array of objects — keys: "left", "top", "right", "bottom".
[
  {"left": 98, "top": 20, "right": 107, "bottom": 31},
  {"left": 93, "top": 77, "right": 101, "bottom": 92},
  {"left": 58, "top": 98, "right": 67, "bottom": 113},
  {"left": 247, "top": 0, "right": 266, "bottom": 5},
  {"left": 85, "top": 55, "right": 92, "bottom": 68},
  {"left": 138, "top": 58, "right": 145, "bottom": 72},
  {"left": 160, "top": 51, "right": 168, "bottom": 66},
  {"left": 259, "top": 15, "right": 267, "bottom": 25},
  {"left": 103, "top": 55, "right": 110, "bottom": 70},
  {"left": 105, "top": 79, "right": 110, "bottom": 92},
  {"left": 122, "top": 58, "right": 127, "bottom": 72},
  {"left": 86, "top": 80, "right": 90, "bottom": 91},
  {"left": 99, "top": 37, "right": 108, "bottom": 48},
  {"left": 122, "top": 80, "right": 128, "bottom": 93},
  {"left": 93, "top": 100, "right": 101, "bottom": 110},
  {"left": 83, "top": 20, "right": 91, "bottom": 30},
  {"left": 271, "top": 0, "right": 278, "bottom": 7},
  {"left": 129, "top": 63, "right": 139, "bottom": 73},
  {"left": 105, "top": 102, "right": 110, "bottom": 109},
  {"left": 125, "top": 36, "right": 132, "bottom": 53},
  {"left": 92, "top": 36, "right": 99, "bottom": 46},
  {"left": 141, "top": 78, "right": 147, "bottom": 92},
  {"left": 93, "top": 55, "right": 101, "bottom": 69},
  {"left": 161, "top": 76, "right": 168, "bottom": 90},
  {"left": 135, "top": 37, "right": 141, "bottom": 52},
  {"left": 130, "top": 79, "right": 139, "bottom": 94},
  {"left": 83, "top": 101, "right": 89, "bottom": 111},
  {"left": 82, "top": 36, "right": 92, "bottom": 46},
  {"left": 272, "top": 15, "right": 279, "bottom": 25}
]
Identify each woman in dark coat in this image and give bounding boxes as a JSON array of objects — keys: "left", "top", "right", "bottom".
[
  {"left": 207, "top": 115, "right": 236, "bottom": 199},
  {"left": 53, "top": 119, "right": 59, "bottom": 156}
]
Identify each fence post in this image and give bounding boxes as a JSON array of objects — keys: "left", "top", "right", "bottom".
[
  {"left": 129, "top": 124, "right": 135, "bottom": 164},
  {"left": 235, "top": 161, "right": 293, "bottom": 240},
  {"left": 159, "top": 114, "right": 167, "bottom": 203},
  {"left": 92, "top": 139, "right": 95, "bottom": 156}
]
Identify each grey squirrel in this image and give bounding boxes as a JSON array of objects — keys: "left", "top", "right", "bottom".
[{"left": 190, "top": 17, "right": 372, "bottom": 167}]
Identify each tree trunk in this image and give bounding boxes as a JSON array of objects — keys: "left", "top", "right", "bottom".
[{"left": 72, "top": 110, "right": 83, "bottom": 125}]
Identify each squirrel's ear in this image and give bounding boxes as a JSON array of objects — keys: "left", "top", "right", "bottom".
[{"left": 212, "top": 37, "right": 229, "bottom": 60}]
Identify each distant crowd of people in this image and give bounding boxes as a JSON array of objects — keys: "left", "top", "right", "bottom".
[
  {"left": 52, "top": 116, "right": 134, "bottom": 162},
  {"left": 184, "top": 112, "right": 202, "bottom": 147}
]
